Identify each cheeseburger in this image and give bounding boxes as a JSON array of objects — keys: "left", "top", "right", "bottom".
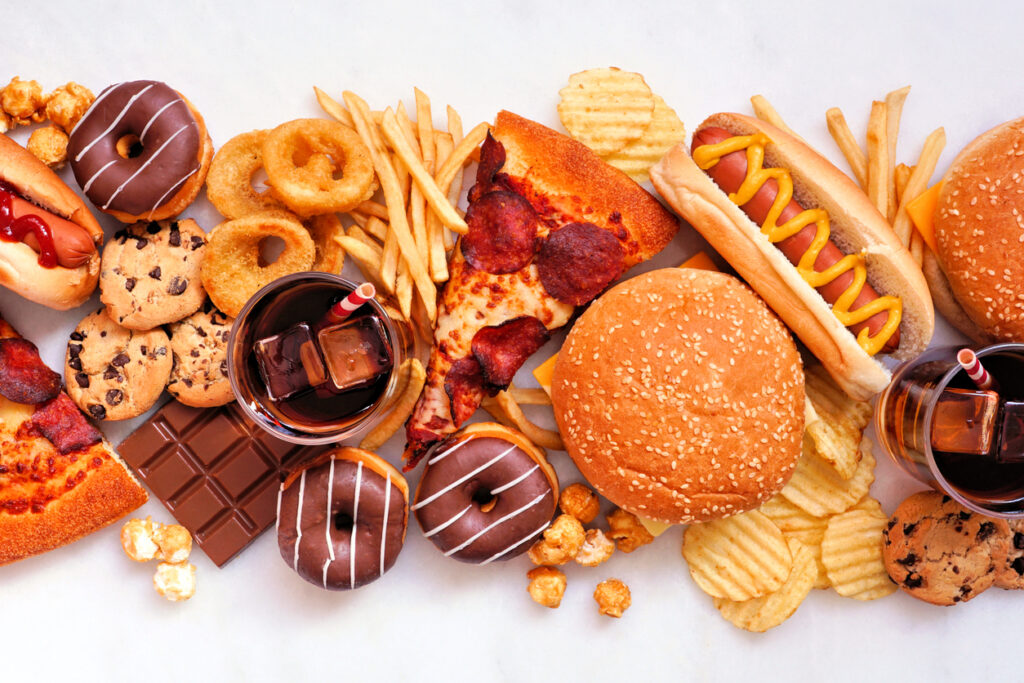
[{"left": 551, "top": 268, "right": 804, "bottom": 525}]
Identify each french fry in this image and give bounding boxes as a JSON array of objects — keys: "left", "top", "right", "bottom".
[
  {"left": 355, "top": 199, "right": 389, "bottom": 221},
  {"left": 894, "top": 163, "right": 913, "bottom": 205},
  {"left": 481, "top": 391, "right": 564, "bottom": 451},
  {"left": 436, "top": 121, "right": 487, "bottom": 200},
  {"left": 750, "top": 95, "right": 803, "bottom": 142},
  {"left": 313, "top": 86, "right": 354, "bottom": 128},
  {"left": 428, "top": 131, "right": 453, "bottom": 282},
  {"left": 415, "top": 88, "right": 435, "bottom": 172},
  {"left": 381, "top": 108, "right": 468, "bottom": 234},
  {"left": 334, "top": 234, "right": 384, "bottom": 291},
  {"left": 395, "top": 259, "right": 413, "bottom": 323},
  {"left": 343, "top": 92, "right": 436, "bottom": 320},
  {"left": 363, "top": 215, "right": 389, "bottom": 243},
  {"left": 507, "top": 386, "right": 552, "bottom": 406},
  {"left": 892, "top": 127, "right": 946, "bottom": 248},
  {"left": 866, "top": 101, "right": 889, "bottom": 219},
  {"left": 359, "top": 359, "right": 427, "bottom": 451},
  {"left": 884, "top": 86, "right": 911, "bottom": 223},
  {"left": 347, "top": 211, "right": 368, "bottom": 228},
  {"left": 395, "top": 104, "right": 430, "bottom": 265},
  {"left": 409, "top": 290, "right": 435, "bottom": 347},
  {"left": 826, "top": 107, "right": 869, "bottom": 189},
  {"left": 445, "top": 107, "right": 466, "bottom": 253},
  {"left": 380, "top": 228, "right": 400, "bottom": 294}
]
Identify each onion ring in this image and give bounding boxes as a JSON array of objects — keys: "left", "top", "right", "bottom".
[
  {"left": 262, "top": 119, "right": 377, "bottom": 217},
  {"left": 304, "top": 212, "right": 346, "bottom": 273},
  {"left": 200, "top": 211, "right": 315, "bottom": 317},
  {"left": 206, "top": 129, "right": 287, "bottom": 219}
]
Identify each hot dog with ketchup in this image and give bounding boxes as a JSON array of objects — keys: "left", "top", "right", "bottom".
[
  {"left": 0, "top": 133, "right": 102, "bottom": 309},
  {"left": 651, "top": 113, "right": 933, "bottom": 400}
]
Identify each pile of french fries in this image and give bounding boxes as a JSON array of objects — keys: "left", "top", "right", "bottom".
[
  {"left": 751, "top": 88, "right": 945, "bottom": 266},
  {"left": 314, "top": 87, "right": 487, "bottom": 340}
]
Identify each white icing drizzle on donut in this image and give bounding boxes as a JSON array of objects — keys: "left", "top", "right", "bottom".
[
  {"left": 427, "top": 435, "right": 474, "bottom": 465},
  {"left": 422, "top": 504, "right": 472, "bottom": 538},
  {"left": 443, "top": 492, "right": 547, "bottom": 557},
  {"left": 82, "top": 159, "right": 117, "bottom": 194},
  {"left": 380, "top": 471, "right": 391, "bottom": 577},
  {"left": 68, "top": 83, "right": 122, "bottom": 149},
  {"left": 322, "top": 558, "right": 331, "bottom": 589},
  {"left": 293, "top": 470, "right": 306, "bottom": 572},
  {"left": 325, "top": 457, "right": 336, "bottom": 562},
  {"left": 139, "top": 99, "right": 182, "bottom": 143},
  {"left": 73, "top": 83, "right": 154, "bottom": 163},
  {"left": 490, "top": 464, "right": 540, "bottom": 495},
  {"left": 144, "top": 166, "right": 198, "bottom": 219},
  {"left": 349, "top": 461, "right": 363, "bottom": 590},
  {"left": 480, "top": 519, "right": 552, "bottom": 566},
  {"left": 411, "top": 444, "right": 517, "bottom": 511},
  {"left": 275, "top": 483, "right": 283, "bottom": 533},
  {"left": 102, "top": 123, "right": 194, "bottom": 209}
]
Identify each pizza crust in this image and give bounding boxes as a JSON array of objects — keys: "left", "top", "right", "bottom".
[{"left": 0, "top": 317, "right": 147, "bottom": 566}]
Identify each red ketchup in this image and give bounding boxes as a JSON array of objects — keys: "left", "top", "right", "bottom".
[{"left": 0, "top": 180, "right": 57, "bottom": 268}]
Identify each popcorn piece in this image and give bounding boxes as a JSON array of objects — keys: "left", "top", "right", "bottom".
[
  {"left": 527, "top": 514, "right": 585, "bottom": 566},
  {"left": 593, "top": 578, "right": 631, "bottom": 618},
  {"left": 27, "top": 126, "right": 69, "bottom": 169},
  {"left": 121, "top": 517, "right": 159, "bottom": 562},
  {"left": 575, "top": 528, "right": 615, "bottom": 567},
  {"left": 0, "top": 110, "right": 9, "bottom": 134},
  {"left": 1, "top": 77, "right": 46, "bottom": 125},
  {"left": 45, "top": 82, "right": 94, "bottom": 133},
  {"left": 153, "top": 523, "right": 192, "bottom": 564},
  {"left": 607, "top": 507, "right": 655, "bottom": 553},
  {"left": 559, "top": 482, "right": 600, "bottom": 523},
  {"left": 527, "top": 566, "right": 567, "bottom": 608},
  {"left": 153, "top": 562, "right": 197, "bottom": 602}
]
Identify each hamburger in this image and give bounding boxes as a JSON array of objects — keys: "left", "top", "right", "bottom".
[
  {"left": 550, "top": 268, "right": 805, "bottom": 525},
  {"left": 925, "top": 116, "right": 1024, "bottom": 342}
]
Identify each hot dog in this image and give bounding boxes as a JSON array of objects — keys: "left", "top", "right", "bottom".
[
  {"left": 0, "top": 133, "right": 103, "bottom": 310},
  {"left": 651, "top": 113, "right": 934, "bottom": 400},
  {"left": 692, "top": 126, "right": 899, "bottom": 353}
]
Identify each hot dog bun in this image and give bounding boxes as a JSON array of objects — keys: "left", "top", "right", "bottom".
[
  {"left": 651, "top": 113, "right": 933, "bottom": 400},
  {"left": 0, "top": 134, "right": 102, "bottom": 310},
  {"left": 931, "top": 116, "right": 1024, "bottom": 342}
]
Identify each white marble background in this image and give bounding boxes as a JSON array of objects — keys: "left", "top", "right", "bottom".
[{"left": 2, "top": 1, "right": 1020, "bottom": 680}]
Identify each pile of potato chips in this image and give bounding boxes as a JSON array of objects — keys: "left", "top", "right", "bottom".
[
  {"left": 682, "top": 366, "right": 896, "bottom": 632},
  {"left": 557, "top": 68, "right": 686, "bottom": 183}
]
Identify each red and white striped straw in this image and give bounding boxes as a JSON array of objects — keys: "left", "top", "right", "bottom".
[
  {"left": 325, "top": 283, "right": 376, "bottom": 324},
  {"left": 957, "top": 348, "right": 996, "bottom": 391}
]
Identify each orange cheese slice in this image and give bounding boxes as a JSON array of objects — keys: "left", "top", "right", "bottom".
[
  {"left": 906, "top": 181, "right": 943, "bottom": 254},
  {"left": 532, "top": 352, "right": 559, "bottom": 397},
  {"left": 678, "top": 250, "right": 719, "bottom": 271}
]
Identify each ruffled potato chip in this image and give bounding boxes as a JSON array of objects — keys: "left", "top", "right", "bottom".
[{"left": 557, "top": 68, "right": 654, "bottom": 156}]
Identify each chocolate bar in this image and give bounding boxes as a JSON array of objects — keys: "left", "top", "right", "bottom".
[{"left": 118, "top": 400, "right": 322, "bottom": 566}]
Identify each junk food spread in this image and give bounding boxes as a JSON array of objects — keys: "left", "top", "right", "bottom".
[{"left": 5, "top": 67, "right": 1024, "bottom": 630}]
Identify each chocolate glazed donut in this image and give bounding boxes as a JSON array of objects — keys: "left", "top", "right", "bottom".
[
  {"left": 414, "top": 423, "right": 559, "bottom": 564},
  {"left": 68, "top": 80, "right": 202, "bottom": 218},
  {"left": 277, "top": 448, "right": 408, "bottom": 591}
]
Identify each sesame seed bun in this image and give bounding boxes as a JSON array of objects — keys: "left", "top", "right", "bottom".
[
  {"left": 551, "top": 268, "right": 805, "bottom": 524},
  {"left": 934, "top": 117, "right": 1024, "bottom": 341}
]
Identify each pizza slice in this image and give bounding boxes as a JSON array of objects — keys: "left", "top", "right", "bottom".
[
  {"left": 405, "top": 111, "right": 678, "bottom": 466},
  {"left": 0, "top": 315, "right": 147, "bottom": 565}
]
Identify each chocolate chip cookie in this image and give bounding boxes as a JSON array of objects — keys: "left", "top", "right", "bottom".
[
  {"left": 100, "top": 218, "right": 207, "bottom": 330},
  {"left": 166, "top": 302, "right": 234, "bottom": 408},
  {"left": 882, "top": 491, "right": 1010, "bottom": 605},
  {"left": 65, "top": 308, "right": 171, "bottom": 420},
  {"left": 996, "top": 519, "right": 1024, "bottom": 589}
]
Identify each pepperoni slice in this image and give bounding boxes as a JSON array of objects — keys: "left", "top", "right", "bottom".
[
  {"left": 471, "top": 316, "right": 550, "bottom": 390},
  {"left": 0, "top": 338, "right": 62, "bottom": 405},
  {"left": 444, "top": 357, "right": 487, "bottom": 427},
  {"left": 461, "top": 191, "right": 538, "bottom": 274},
  {"left": 468, "top": 133, "right": 507, "bottom": 204},
  {"left": 31, "top": 393, "right": 102, "bottom": 454},
  {"left": 537, "top": 222, "right": 625, "bottom": 305}
]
